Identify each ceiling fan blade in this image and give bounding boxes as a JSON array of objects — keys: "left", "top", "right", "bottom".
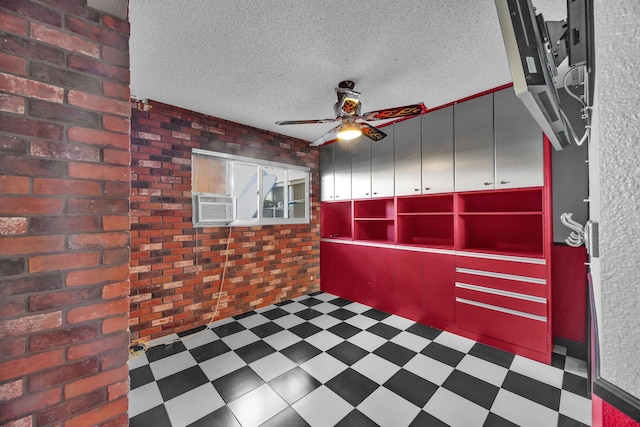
[
  {"left": 360, "top": 123, "right": 387, "bottom": 142},
  {"left": 309, "top": 124, "right": 341, "bottom": 147},
  {"left": 275, "top": 118, "right": 336, "bottom": 125},
  {"left": 361, "top": 103, "right": 427, "bottom": 121}
]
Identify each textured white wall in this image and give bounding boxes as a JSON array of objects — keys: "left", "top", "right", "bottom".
[{"left": 593, "top": 1, "right": 640, "bottom": 398}]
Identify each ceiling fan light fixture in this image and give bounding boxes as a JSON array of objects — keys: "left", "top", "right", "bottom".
[{"left": 336, "top": 122, "right": 362, "bottom": 140}]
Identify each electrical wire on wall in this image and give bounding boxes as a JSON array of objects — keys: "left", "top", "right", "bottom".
[
  {"left": 129, "top": 224, "right": 233, "bottom": 359},
  {"left": 560, "top": 64, "right": 592, "bottom": 146},
  {"left": 129, "top": 159, "right": 232, "bottom": 359}
]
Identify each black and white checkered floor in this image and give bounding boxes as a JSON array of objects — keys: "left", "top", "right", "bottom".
[{"left": 128, "top": 292, "right": 591, "bottom": 427}]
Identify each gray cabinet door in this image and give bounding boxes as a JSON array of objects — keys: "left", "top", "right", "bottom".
[
  {"left": 319, "top": 144, "right": 334, "bottom": 201},
  {"left": 394, "top": 117, "right": 422, "bottom": 196},
  {"left": 422, "top": 106, "right": 454, "bottom": 193},
  {"left": 371, "top": 126, "right": 394, "bottom": 197},
  {"left": 494, "top": 88, "right": 544, "bottom": 189},
  {"left": 333, "top": 139, "right": 352, "bottom": 200},
  {"left": 351, "top": 135, "right": 372, "bottom": 199},
  {"left": 454, "top": 94, "right": 495, "bottom": 192}
]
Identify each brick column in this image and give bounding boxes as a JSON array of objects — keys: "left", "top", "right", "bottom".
[{"left": 0, "top": 2, "right": 130, "bottom": 426}]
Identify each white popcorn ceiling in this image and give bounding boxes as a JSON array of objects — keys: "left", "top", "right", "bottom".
[{"left": 128, "top": 0, "right": 565, "bottom": 143}]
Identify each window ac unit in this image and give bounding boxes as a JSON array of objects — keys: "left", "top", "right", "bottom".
[{"left": 195, "top": 194, "right": 234, "bottom": 224}]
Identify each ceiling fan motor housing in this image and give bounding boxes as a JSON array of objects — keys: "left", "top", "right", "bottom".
[{"left": 334, "top": 87, "right": 361, "bottom": 118}]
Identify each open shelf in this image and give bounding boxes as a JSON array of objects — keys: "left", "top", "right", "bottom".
[
  {"left": 353, "top": 219, "right": 395, "bottom": 242},
  {"left": 354, "top": 198, "right": 395, "bottom": 219},
  {"left": 320, "top": 187, "right": 546, "bottom": 256},
  {"left": 321, "top": 201, "right": 352, "bottom": 239},
  {"left": 457, "top": 214, "right": 543, "bottom": 256},
  {"left": 457, "top": 188, "right": 542, "bottom": 213},
  {"left": 397, "top": 194, "right": 453, "bottom": 214},
  {"left": 397, "top": 214, "right": 454, "bottom": 248}
]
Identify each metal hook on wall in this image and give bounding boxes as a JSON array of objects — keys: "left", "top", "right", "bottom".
[{"left": 560, "top": 212, "right": 585, "bottom": 247}]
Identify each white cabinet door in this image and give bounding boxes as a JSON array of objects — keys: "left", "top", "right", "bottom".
[
  {"left": 394, "top": 117, "right": 422, "bottom": 196},
  {"left": 494, "top": 88, "right": 544, "bottom": 189},
  {"left": 351, "top": 135, "right": 372, "bottom": 199},
  {"left": 371, "top": 126, "right": 394, "bottom": 197},
  {"left": 454, "top": 94, "right": 495, "bottom": 192},
  {"left": 422, "top": 106, "right": 454, "bottom": 193},
  {"left": 333, "top": 139, "right": 352, "bottom": 200},
  {"left": 319, "top": 144, "right": 334, "bottom": 201}
]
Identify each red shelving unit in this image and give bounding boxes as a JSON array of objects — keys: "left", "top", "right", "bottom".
[
  {"left": 455, "top": 188, "right": 544, "bottom": 257},
  {"left": 320, "top": 201, "right": 352, "bottom": 239},
  {"left": 397, "top": 194, "right": 454, "bottom": 248},
  {"left": 353, "top": 198, "right": 395, "bottom": 243}
]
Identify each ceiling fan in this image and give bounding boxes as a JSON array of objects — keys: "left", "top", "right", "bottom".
[{"left": 275, "top": 80, "right": 427, "bottom": 147}]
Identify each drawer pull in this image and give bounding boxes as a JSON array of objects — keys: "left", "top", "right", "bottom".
[
  {"left": 455, "top": 267, "right": 546, "bottom": 285},
  {"left": 456, "top": 298, "right": 547, "bottom": 322},
  {"left": 455, "top": 282, "right": 546, "bottom": 303}
]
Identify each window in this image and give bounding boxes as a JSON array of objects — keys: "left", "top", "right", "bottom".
[{"left": 192, "top": 149, "right": 310, "bottom": 226}]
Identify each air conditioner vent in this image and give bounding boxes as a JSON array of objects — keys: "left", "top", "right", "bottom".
[{"left": 194, "top": 194, "right": 233, "bottom": 224}]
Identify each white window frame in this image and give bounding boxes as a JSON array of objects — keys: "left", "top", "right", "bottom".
[{"left": 192, "top": 148, "right": 310, "bottom": 226}]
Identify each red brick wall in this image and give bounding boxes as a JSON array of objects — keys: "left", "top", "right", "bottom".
[
  {"left": 129, "top": 100, "right": 320, "bottom": 342},
  {"left": 0, "top": 2, "right": 130, "bottom": 426}
]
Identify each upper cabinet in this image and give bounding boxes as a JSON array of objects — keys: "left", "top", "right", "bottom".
[
  {"left": 320, "top": 86, "right": 545, "bottom": 201},
  {"left": 351, "top": 128, "right": 395, "bottom": 199},
  {"left": 494, "top": 88, "right": 544, "bottom": 189},
  {"left": 454, "top": 94, "right": 495, "bottom": 192},
  {"left": 333, "top": 139, "right": 352, "bottom": 200},
  {"left": 454, "top": 88, "right": 544, "bottom": 192},
  {"left": 394, "top": 117, "right": 422, "bottom": 196},
  {"left": 320, "top": 139, "right": 355, "bottom": 201},
  {"left": 422, "top": 106, "right": 454, "bottom": 194},
  {"left": 319, "top": 144, "right": 334, "bottom": 201},
  {"left": 371, "top": 125, "right": 395, "bottom": 198},
  {"left": 351, "top": 135, "right": 372, "bottom": 199}
]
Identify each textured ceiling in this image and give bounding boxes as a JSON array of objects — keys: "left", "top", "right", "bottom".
[{"left": 128, "top": 0, "right": 565, "bottom": 144}]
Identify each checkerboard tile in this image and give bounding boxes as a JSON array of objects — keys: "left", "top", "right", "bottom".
[{"left": 129, "top": 292, "right": 592, "bottom": 427}]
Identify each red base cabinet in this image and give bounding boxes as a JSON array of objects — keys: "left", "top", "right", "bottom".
[
  {"left": 422, "top": 252, "right": 456, "bottom": 328},
  {"left": 369, "top": 246, "right": 397, "bottom": 314},
  {"left": 320, "top": 241, "right": 338, "bottom": 296},
  {"left": 320, "top": 184, "right": 553, "bottom": 364},
  {"left": 395, "top": 249, "right": 423, "bottom": 322}
]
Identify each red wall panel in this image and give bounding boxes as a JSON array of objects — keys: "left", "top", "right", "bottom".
[{"left": 552, "top": 244, "right": 588, "bottom": 343}]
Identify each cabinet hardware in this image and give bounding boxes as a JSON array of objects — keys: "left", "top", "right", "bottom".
[
  {"left": 414, "top": 188, "right": 419, "bottom": 192},
  {"left": 425, "top": 187, "right": 431, "bottom": 191},
  {"left": 500, "top": 180, "right": 510, "bottom": 184},
  {"left": 373, "top": 192, "right": 378, "bottom": 195},
  {"left": 365, "top": 192, "right": 369, "bottom": 196},
  {"left": 484, "top": 182, "right": 493, "bottom": 186}
]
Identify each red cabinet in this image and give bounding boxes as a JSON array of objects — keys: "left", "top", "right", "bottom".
[
  {"left": 345, "top": 244, "right": 374, "bottom": 306},
  {"left": 320, "top": 201, "right": 352, "bottom": 239},
  {"left": 455, "top": 188, "right": 545, "bottom": 257},
  {"left": 370, "top": 246, "right": 397, "bottom": 314},
  {"left": 320, "top": 185, "right": 553, "bottom": 363},
  {"left": 331, "top": 242, "right": 368, "bottom": 303},
  {"left": 395, "top": 249, "right": 422, "bottom": 321},
  {"left": 454, "top": 254, "right": 550, "bottom": 358},
  {"left": 423, "top": 252, "right": 456, "bottom": 328},
  {"left": 320, "top": 241, "right": 338, "bottom": 295}
]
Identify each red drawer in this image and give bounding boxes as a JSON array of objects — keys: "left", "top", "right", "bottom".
[
  {"left": 455, "top": 285, "right": 547, "bottom": 317},
  {"left": 455, "top": 270, "right": 547, "bottom": 299},
  {"left": 456, "top": 299, "right": 548, "bottom": 353},
  {"left": 456, "top": 255, "right": 546, "bottom": 279}
]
